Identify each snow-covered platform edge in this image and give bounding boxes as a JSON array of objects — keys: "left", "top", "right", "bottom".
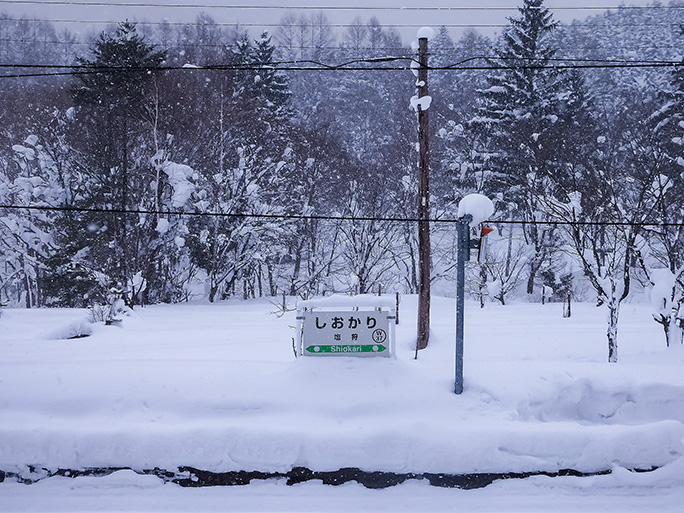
[{"left": 0, "top": 463, "right": 658, "bottom": 490}]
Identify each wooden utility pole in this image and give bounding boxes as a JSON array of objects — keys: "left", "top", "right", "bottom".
[{"left": 416, "top": 36, "right": 431, "bottom": 352}]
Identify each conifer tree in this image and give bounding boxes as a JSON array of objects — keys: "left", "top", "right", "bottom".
[
  {"left": 66, "top": 21, "right": 167, "bottom": 305},
  {"left": 252, "top": 31, "right": 291, "bottom": 111},
  {"left": 471, "top": 0, "right": 569, "bottom": 296}
]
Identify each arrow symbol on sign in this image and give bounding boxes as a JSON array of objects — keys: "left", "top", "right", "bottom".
[{"left": 305, "top": 344, "right": 387, "bottom": 354}]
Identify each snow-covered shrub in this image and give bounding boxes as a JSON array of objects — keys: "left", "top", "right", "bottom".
[
  {"left": 540, "top": 270, "right": 574, "bottom": 303},
  {"left": 88, "top": 285, "right": 130, "bottom": 326},
  {"left": 48, "top": 318, "right": 94, "bottom": 340},
  {"left": 125, "top": 271, "right": 147, "bottom": 307},
  {"left": 650, "top": 268, "right": 684, "bottom": 347}
]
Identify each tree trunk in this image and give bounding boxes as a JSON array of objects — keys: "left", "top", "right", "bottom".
[
  {"left": 22, "top": 256, "right": 33, "bottom": 309},
  {"left": 526, "top": 251, "right": 544, "bottom": 296},
  {"left": 479, "top": 264, "right": 487, "bottom": 308},
  {"left": 662, "top": 312, "right": 684, "bottom": 347},
  {"left": 290, "top": 251, "right": 302, "bottom": 296},
  {"left": 358, "top": 267, "right": 368, "bottom": 295},
  {"left": 505, "top": 221, "right": 514, "bottom": 277},
  {"left": 526, "top": 265, "right": 536, "bottom": 295},
  {"left": 120, "top": 116, "right": 130, "bottom": 282},
  {"left": 607, "top": 295, "right": 619, "bottom": 363},
  {"left": 267, "top": 259, "right": 277, "bottom": 297},
  {"left": 209, "top": 280, "right": 218, "bottom": 303}
]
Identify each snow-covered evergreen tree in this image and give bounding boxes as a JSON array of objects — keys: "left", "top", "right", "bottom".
[
  {"left": 471, "top": 0, "right": 574, "bottom": 297},
  {"left": 67, "top": 21, "right": 167, "bottom": 306},
  {"left": 434, "top": 28, "right": 492, "bottom": 203},
  {"left": 251, "top": 31, "right": 291, "bottom": 111}
]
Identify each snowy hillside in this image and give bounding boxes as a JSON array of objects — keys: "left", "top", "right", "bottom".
[{"left": 1, "top": 296, "right": 683, "bottom": 511}]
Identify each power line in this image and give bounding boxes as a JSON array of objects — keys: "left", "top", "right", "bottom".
[
  {"left": 1, "top": 58, "right": 682, "bottom": 79},
  {"left": 0, "top": 39, "right": 679, "bottom": 66},
  {"left": 3, "top": 16, "right": 684, "bottom": 30},
  {"left": 2, "top": 37, "right": 684, "bottom": 54},
  {"left": 3, "top": 37, "right": 684, "bottom": 62},
  {"left": 1, "top": 1, "right": 684, "bottom": 12},
  {"left": 1, "top": 203, "right": 682, "bottom": 228},
  {"left": 0, "top": 56, "right": 415, "bottom": 69},
  {"left": 3, "top": 55, "right": 678, "bottom": 69},
  {"left": 0, "top": 203, "right": 443, "bottom": 224}
]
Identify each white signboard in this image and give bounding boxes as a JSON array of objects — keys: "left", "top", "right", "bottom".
[{"left": 301, "top": 310, "right": 392, "bottom": 357}]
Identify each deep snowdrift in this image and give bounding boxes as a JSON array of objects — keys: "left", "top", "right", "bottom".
[{"left": 1, "top": 295, "right": 683, "bottom": 509}]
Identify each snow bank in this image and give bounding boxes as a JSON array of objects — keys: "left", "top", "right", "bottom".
[
  {"left": 0, "top": 298, "right": 683, "bottom": 499},
  {"left": 300, "top": 294, "right": 396, "bottom": 310},
  {"left": 5, "top": 470, "right": 684, "bottom": 513},
  {"left": 44, "top": 318, "right": 93, "bottom": 340}
]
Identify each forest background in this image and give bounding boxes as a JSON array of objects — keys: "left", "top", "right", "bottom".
[{"left": 3, "top": 1, "right": 684, "bottom": 356}]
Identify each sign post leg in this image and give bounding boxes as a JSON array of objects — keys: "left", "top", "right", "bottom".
[{"left": 455, "top": 215, "right": 471, "bottom": 394}]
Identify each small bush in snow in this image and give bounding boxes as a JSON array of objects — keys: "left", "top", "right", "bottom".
[{"left": 88, "top": 285, "right": 130, "bottom": 325}]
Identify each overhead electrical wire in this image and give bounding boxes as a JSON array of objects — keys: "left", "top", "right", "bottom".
[
  {"left": 3, "top": 36, "right": 683, "bottom": 55},
  {"left": 3, "top": 38, "right": 684, "bottom": 60},
  {"left": 2, "top": 15, "right": 684, "bottom": 30},
  {"left": 2, "top": 8, "right": 680, "bottom": 248},
  {"left": 2, "top": 54, "right": 678, "bottom": 69},
  {"left": 1, "top": 4, "right": 682, "bottom": 57},
  {"left": 1, "top": 203, "right": 681, "bottom": 228},
  {"left": 1, "top": 0, "right": 684, "bottom": 12},
  {"left": 1, "top": 57, "right": 682, "bottom": 80}
]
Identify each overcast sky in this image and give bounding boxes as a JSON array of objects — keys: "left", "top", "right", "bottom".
[{"left": 0, "top": 0, "right": 668, "bottom": 42}]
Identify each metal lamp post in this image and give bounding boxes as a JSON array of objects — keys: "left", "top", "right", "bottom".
[{"left": 455, "top": 214, "right": 472, "bottom": 395}]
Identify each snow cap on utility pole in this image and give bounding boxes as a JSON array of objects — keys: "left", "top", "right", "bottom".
[
  {"left": 417, "top": 27, "right": 434, "bottom": 40},
  {"left": 457, "top": 194, "right": 494, "bottom": 227}
]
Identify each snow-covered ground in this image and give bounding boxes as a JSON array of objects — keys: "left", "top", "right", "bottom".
[{"left": 1, "top": 295, "right": 683, "bottom": 512}]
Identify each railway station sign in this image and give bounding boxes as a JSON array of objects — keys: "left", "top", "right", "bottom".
[{"left": 299, "top": 310, "right": 392, "bottom": 357}]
